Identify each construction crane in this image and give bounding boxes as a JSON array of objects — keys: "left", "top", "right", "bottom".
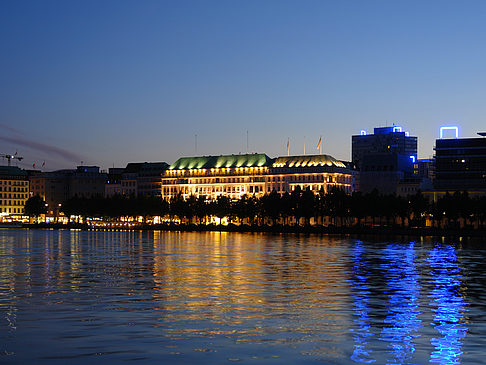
[{"left": 1, "top": 153, "right": 23, "bottom": 166}]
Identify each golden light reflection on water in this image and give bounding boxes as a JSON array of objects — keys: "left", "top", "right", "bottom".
[{"left": 151, "top": 231, "right": 351, "bottom": 360}]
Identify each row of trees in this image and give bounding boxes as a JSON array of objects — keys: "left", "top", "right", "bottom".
[{"left": 25, "top": 187, "right": 486, "bottom": 229}]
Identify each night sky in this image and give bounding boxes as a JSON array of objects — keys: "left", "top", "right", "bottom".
[{"left": 1, "top": 0, "right": 485, "bottom": 170}]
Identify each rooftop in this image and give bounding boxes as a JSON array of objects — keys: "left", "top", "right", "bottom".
[
  {"left": 0, "top": 165, "right": 28, "bottom": 177},
  {"left": 169, "top": 153, "right": 272, "bottom": 170},
  {"left": 273, "top": 155, "right": 346, "bottom": 168}
]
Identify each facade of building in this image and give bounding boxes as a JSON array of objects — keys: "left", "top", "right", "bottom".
[
  {"left": 161, "top": 153, "right": 354, "bottom": 200},
  {"left": 120, "top": 163, "right": 142, "bottom": 196},
  {"left": 137, "top": 162, "right": 169, "bottom": 196},
  {"left": 115, "top": 162, "right": 169, "bottom": 197},
  {"left": 434, "top": 136, "right": 486, "bottom": 190},
  {"left": 29, "top": 166, "right": 107, "bottom": 212},
  {"left": 28, "top": 170, "right": 45, "bottom": 199},
  {"left": 70, "top": 166, "right": 107, "bottom": 198},
  {"left": 105, "top": 168, "right": 124, "bottom": 197},
  {"left": 0, "top": 166, "right": 29, "bottom": 216},
  {"left": 352, "top": 126, "right": 418, "bottom": 169},
  {"left": 352, "top": 126, "right": 418, "bottom": 193}
]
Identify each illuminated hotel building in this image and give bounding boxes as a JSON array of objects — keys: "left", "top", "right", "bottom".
[
  {"left": 161, "top": 153, "right": 354, "bottom": 200},
  {"left": 0, "top": 166, "right": 29, "bottom": 216}
]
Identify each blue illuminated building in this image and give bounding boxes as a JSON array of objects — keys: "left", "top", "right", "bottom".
[{"left": 352, "top": 125, "right": 418, "bottom": 194}]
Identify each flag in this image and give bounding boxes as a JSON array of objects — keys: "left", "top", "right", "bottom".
[
  {"left": 286, "top": 138, "right": 289, "bottom": 155},
  {"left": 33, "top": 162, "right": 35, "bottom": 168},
  {"left": 42, "top": 161, "right": 45, "bottom": 167},
  {"left": 316, "top": 137, "right": 322, "bottom": 150}
]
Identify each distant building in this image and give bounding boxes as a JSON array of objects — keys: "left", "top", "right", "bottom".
[
  {"left": 118, "top": 162, "right": 169, "bottom": 197},
  {"left": 105, "top": 168, "right": 124, "bottom": 197},
  {"left": 352, "top": 125, "right": 418, "bottom": 194},
  {"left": 28, "top": 169, "right": 45, "bottom": 199},
  {"left": 415, "top": 158, "right": 435, "bottom": 181},
  {"left": 161, "top": 153, "right": 354, "bottom": 200},
  {"left": 414, "top": 158, "right": 435, "bottom": 191},
  {"left": 359, "top": 153, "right": 414, "bottom": 194},
  {"left": 70, "top": 166, "right": 107, "bottom": 198},
  {"left": 352, "top": 126, "right": 417, "bottom": 169},
  {"left": 137, "top": 162, "right": 169, "bottom": 196},
  {"left": 120, "top": 163, "right": 142, "bottom": 196},
  {"left": 434, "top": 134, "right": 486, "bottom": 191},
  {"left": 29, "top": 166, "right": 107, "bottom": 213},
  {"left": 0, "top": 166, "right": 29, "bottom": 216}
]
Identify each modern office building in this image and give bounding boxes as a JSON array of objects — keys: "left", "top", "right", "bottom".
[
  {"left": 434, "top": 133, "right": 486, "bottom": 190},
  {"left": 0, "top": 166, "right": 29, "bottom": 217},
  {"left": 352, "top": 126, "right": 418, "bottom": 169},
  {"left": 358, "top": 152, "right": 414, "bottom": 194},
  {"left": 352, "top": 125, "right": 418, "bottom": 193},
  {"left": 161, "top": 153, "right": 354, "bottom": 200}
]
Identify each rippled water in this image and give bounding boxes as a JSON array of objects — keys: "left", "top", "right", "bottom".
[{"left": 0, "top": 229, "right": 485, "bottom": 364}]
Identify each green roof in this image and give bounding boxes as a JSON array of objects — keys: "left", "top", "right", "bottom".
[
  {"left": 0, "top": 166, "right": 28, "bottom": 177},
  {"left": 273, "top": 154, "right": 346, "bottom": 168},
  {"left": 169, "top": 153, "right": 273, "bottom": 170}
]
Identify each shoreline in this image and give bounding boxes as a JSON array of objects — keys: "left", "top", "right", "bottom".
[{"left": 11, "top": 222, "right": 486, "bottom": 239}]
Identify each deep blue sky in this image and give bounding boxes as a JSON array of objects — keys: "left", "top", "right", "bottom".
[{"left": 1, "top": 0, "right": 485, "bottom": 170}]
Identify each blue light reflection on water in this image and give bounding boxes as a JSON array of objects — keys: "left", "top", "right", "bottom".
[
  {"left": 379, "top": 242, "right": 422, "bottom": 364},
  {"left": 427, "top": 244, "right": 468, "bottom": 365},
  {"left": 349, "top": 240, "right": 375, "bottom": 363}
]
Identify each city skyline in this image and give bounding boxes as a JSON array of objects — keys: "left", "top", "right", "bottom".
[{"left": 1, "top": 1, "right": 486, "bottom": 170}]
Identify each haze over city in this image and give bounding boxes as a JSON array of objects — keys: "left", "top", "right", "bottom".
[{"left": 1, "top": 0, "right": 485, "bottom": 170}]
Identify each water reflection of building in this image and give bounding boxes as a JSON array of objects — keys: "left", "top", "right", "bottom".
[
  {"left": 349, "top": 240, "right": 374, "bottom": 363},
  {"left": 152, "top": 232, "right": 351, "bottom": 359},
  {"left": 349, "top": 241, "right": 422, "bottom": 363},
  {"left": 380, "top": 243, "right": 422, "bottom": 364},
  {"left": 427, "top": 244, "right": 467, "bottom": 364},
  {"left": 349, "top": 239, "right": 469, "bottom": 364}
]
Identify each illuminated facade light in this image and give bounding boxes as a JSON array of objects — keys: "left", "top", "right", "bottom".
[
  {"left": 405, "top": 131, "right": 409, "bottom": 137},
  {"left": 439, "top": 126, "right": 459, "bottom": 139},
  {"left": 360, "top": 130, "right": 367, "bottom": 136},
  {"left": 393, "top": 126, "right": 402, "bottom": 133},
  {"left": 409, "top": 155, "right": 416, "bottom": 163}
]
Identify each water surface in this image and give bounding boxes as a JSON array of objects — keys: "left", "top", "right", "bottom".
[{"left": 0, "top": 229, "right": 484, "bottom": 364}]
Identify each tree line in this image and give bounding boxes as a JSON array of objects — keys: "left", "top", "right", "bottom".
[{"left": 25, "top": 187, "right": 486, "bottom": 229}]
